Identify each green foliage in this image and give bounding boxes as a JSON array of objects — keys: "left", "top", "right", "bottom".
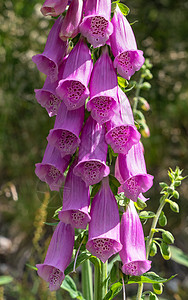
[
  {"left": 61, "top": 275, "right": 85, "bottom": 300},
  {"left": 170, "top": 246, "right": 188, "bottom": 267},
  {"left": 0, "top": 276, "right": 13, "bottom": 285}
]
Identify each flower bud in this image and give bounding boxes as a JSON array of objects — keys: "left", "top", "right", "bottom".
[
  {"left": 141, "top": 124, "right": 150, "bottom": 138},
  {"left": 149, "top": 293, "right": 159, "bottom": 300},
  {"left": 159, "top": 211, "right": 167, "bottom": 227},
  {"left": 162, "top": 231, "right": 174, "bottom": 244},
  {"left": 160, "top": 241, "right": 171, "bottom": 260},
  {"left": 149, "top": 242, "right": 157, "bottom": 257},
  {"left": 153, "top": 283, "right": 163, "bottom": 295}
]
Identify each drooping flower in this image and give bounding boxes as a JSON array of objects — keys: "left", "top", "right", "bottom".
[
  {"left": 59, "top": 0, "right": 83, "bottom": 41},
  {"left": 109, "top": 6, "right": 145, "bottom": 80},
  {"left": 41, "top": 0, "right": 69, "bottom": 17},
  {"left": 36, "top": 222, "right": 74, "bottom": 291},
  {"left": 119, "top": 200, "right": 151, "bottom": 275},
  {"left": 58, "top": 160, "right": 91, "bottom": 229},
  {"left": 79, "top": 0, "right": 113, "bottom": 48},
  {"left": 115, "top": 142, "right": 154, "bottom": 202},
  {"left": 87, "top": 46, "right": 118, "bottom": 124},
  {"left": 35, "top": 143, "right": 70, "bottom": 191},
  {"left": 73, "top": 116, "right": 110, "bottom": 186},
  {"left": 56, "top": 38, "right": 93, "bottom": 110},
  {"left": 32, "top": 17, "right": 68, "bottom": 82},
  {"left": 47, "top": 102, "right": 84, "bottom": 157},
  {"left": 86, "top": 177, "right": 122, "bottom": 263},
  {"left": 105, "top": 87, "right": 140, "bottom": 154}
]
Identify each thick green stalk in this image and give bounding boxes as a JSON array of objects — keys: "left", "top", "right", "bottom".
[
  {"left": 82, "top": 260, "right": 93, "bottom": 300},
  {"left": 94, "top": 260, "right": 108, "bottom": 300}
]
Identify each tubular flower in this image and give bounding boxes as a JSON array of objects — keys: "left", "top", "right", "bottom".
[
  {"left": 56, "top": 38, "right": 93, "bottom": 110},
  {"left": 116, "top": 142, "right": 154, "bottom": 202},
  {"left": 105, "top": 87, "right": 140, "bottom": 154},
  {"left": 87, "top": 46, "right": 118, "bottom": 124},
  {"left": 73, "top": 116, "right": 110, "bottom": 186},
  {"left": 36, "top": 222, "right": 74, "bottom": 291},
  {"left": 41, "top": 0, "right": 69, "bottom": 17},
  {"left": 79, "top": 0, "right": 113, "bottom": 48},
  {"left": 47, "top": 102, "right": 84, "bottom": 157},
  {"left": 35, "top": 143, "right": 70, "bottom": 191},
  {"left": 32, "top": 17, "right": 68, "bottom": 83},
  {"left": 86, "top": 177, "right": 122, "bottom": 263},
  {"left": 110, "top": 6, "right": 145, "bottom": 80},
  {"left": 58, "top": 160, "right": 91, "bottom": 229},
  {"left": 59, "top": 0, "right": 83, "bottom": 41},
  {"left": 119, "top": 200, "right": 151, "bottom": 275}
]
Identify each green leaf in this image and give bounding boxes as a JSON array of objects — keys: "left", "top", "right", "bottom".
[
  {"left": 0, "top": 276, "right": 13, "bottom": 285},
  {"left": 127, "top": 272, "right": 176, "bottom": 284},
  {"left": 90, "top": 181, "right": 101, "bottom": 200},
  {"left": 107, "top": 254, "right": 121, "bottom": 275},
  {"left": 44, "top": 222, "right": 59, "bottom": 226},
  {"left": 109, "top": 174, "right": 121, "bottom": 196},
  {"left": 61, "top": 275, "right": 86, "bottom": 300},
  {"left": 26, "top": 263, "right": 38, "bottom": 271},
  {"left": 53, "top": 206, "right": 62, "bottom": 220},
  {"left": 64, "top": 251, "right": 91, "bottom": 275},
  {"left": 118, "top": 3, "right": 130, "bottom": 16},
  {"left": 153, "top": 283, "right": 163, "bottom": 295},
  {"left": 160, "top": 241, "right": 171, "bottom": 260},
  {"left": 135, "top": 197, "right": 147, "bottom": 210},
  {"left": 103, "top": 282, "right": 123, "bottom": 300},
  {"left": 170, "top": 246, "right": 188, "bottom": 267},
  {"left": 149, "top": 242, "right": 157, "bottom": 257},
  {"left": 139, "top": 211, "right": 155, "bottom": 219},
  {"left": 162, "top": 231, "right": 174, "bottom": 244},
  {"left": 166, "top": 200, "right": 179, "bottom": 213},
  {"left": 117, "top": 76, "right": 128, "bottom": 88}
]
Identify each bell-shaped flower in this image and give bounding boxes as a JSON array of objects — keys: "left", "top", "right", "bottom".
[
  {"left": 59, "top": 0, "right": 83, "bottom": 41},
  {"left": 119, "top": 200, "right": 151, "bottom": 275},
  {"left": 32, "top": 17, "right": 68, "bottom": 82},
  {"left": 35, "top": 143, "right": 70, "bottom": 191},
  {"left": 58, "top": 160, "right": 91, "bottom": 229},
  {"left": 36, "top": 222, "right": 74, "bottom": 291},
  {"left": 105, "top": 87, "right": 140, "bottom": 154},
  {"left": 41, "top": 0, "right": 69, "bottom": 17},
  {"left": 73, "top": 116, "right": 110, "bottom": 186},
  {"left": 86, "top": 177, "right": 122, "bottom": 263},
  {"left": 47, "top": 102, "right": 84, "bottom": 157},
  {"left": 87, "top": 47, "right": 118, "bottom": 124},
  {"left": 109, "top": 7, "right": 145, "bottom": 80},
  {"left": 79, "top": 0, "right": 113, "bottom": 48},
  {"left": 56, "top": 38, "right": 93, "bottom": 110},
  {"left": 116, "top": 142, "right": 154, "bottom": 202}
]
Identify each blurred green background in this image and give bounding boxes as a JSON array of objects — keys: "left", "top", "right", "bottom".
[{"left": 0, "top": 0, "right": 188, "bottom": 299}]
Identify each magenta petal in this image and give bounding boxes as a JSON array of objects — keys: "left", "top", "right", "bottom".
[
  {"left": 47, "top": 102, "right": 84, "bottom": 157},
  {"left": 60, "top": 0, "right": 83, "bottom": 40},
  {"left": 32, "top": 17, "right": 68, "bottom": 82},
  {"left": 41, "top": 0, "right": 69, "bottom": 17},
  {"left": 56, "top": 39, "right": 93, "bottom": 110},
  {"left": 86, "top": 177, "right": 122, "bottom": 263},
  {"left": 73, "top": 116, "right": 110, "bottom": 186},
  {"left": 35, "top": 143, "right": 70, "bottom": 191},
  {"left": 36, "top": 222, "right": 74, "bottom": 291},
  {"left": 119, "top": 201, "right": 151, "bottom": 276},
  {"left": 58, "top": 160, "right": 91, "bottom": 229}
]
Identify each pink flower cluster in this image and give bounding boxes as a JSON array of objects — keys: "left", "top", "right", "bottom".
[{"left": 33, "top": 0, "right": 153, "bottom": 291}]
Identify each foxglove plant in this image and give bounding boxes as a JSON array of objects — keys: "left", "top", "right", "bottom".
[
  {"left": 41, "top": 0, "right": 69, "bottom": 17},
  {"left": 86, "top": 177, "right": 122, "bottom": 263},
  {"left": 47, "top": 101, "right": 84, "bottom": 157},
  {"left": 37, "top": 222, "right": 74, "bottom": 291},
  {"left": 73, "top": 116, "right": 110, "bottom": 186},
  {"left": 105, "top": 87, "right": 141, "bottom": 154},
  {"left": 35, "top": 143, "right": 70, "bottom": 191},
  {"left": 58, "top": 160, "right": 91, "bottom": 229},
  {"left": 119, "top": 200, "right": 151, "bottom": 275},
  {"left": 87, "top": 46, "right": 118, "bottom": 124},
  {"left": 110, "top": 6, "right": 145, "bottom": 80},
  {"left": 79, "top": 0, "right": 113, "bottom": 48},
  {"left": 56, "top": 38, "right": 93, "bottom": 110},
  {"left": 32, "top": 16, "right": 68, "bottom": 82}
]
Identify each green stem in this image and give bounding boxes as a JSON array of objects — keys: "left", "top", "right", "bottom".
[
  {"left": 133, "top": 77, "right": 144, "bottom": 113},
  {"left": 101, "top": 261, "right": 108, "bottom": 298},
  {"left": 82, "top": 260, "right": 93, "bottom": 300},
  {"left": 94, "top": 260, "right": 108, "bottom": 300}
]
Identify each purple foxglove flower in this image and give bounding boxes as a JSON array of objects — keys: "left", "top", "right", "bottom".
[
  {"left": 79, "top": 0, "right": 113, "bottom": 48},
  {"left": 32, "top": 17, "right": 68, "bottom": 83},
  {"left": 87, "top": 47, "right": 118, "bottom": 124},
  {"left": 86, "top": 177, "right": 122, "bottom": 263},
  {"left": 41, "top": 0, "right": 69, "bottom": 17},
  {"left": 73, "top": 116, "right": 110, "bottom": 186},
  {"left": 105, "top": 87, "right": 140, "bottom": 154},
  {"left": 56, "top": 38, "right": 93, "bottom": 110},
  {"left": 109, "top": 7, "right": 145, "bottom": 80},
  {"left": 47, "top": 102, "right": 84, "bottom": 157},
  {"left": 58, "top": 160, "right": 91, "bottom": 229},
  {"left": 116, "top": 142, "right": 154, "bottom": 202},
  {"left": 119, "top": 200, "right": 151, "bottom": 275},
  {"left": 59, "top": 0, "right": 83, "bottom": 41},
  {"left": 36, "top": 222, "right": 74, "bottom": 291},
  {"left": 35, "top": 143, "right": 70, "bottom": 191}
]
